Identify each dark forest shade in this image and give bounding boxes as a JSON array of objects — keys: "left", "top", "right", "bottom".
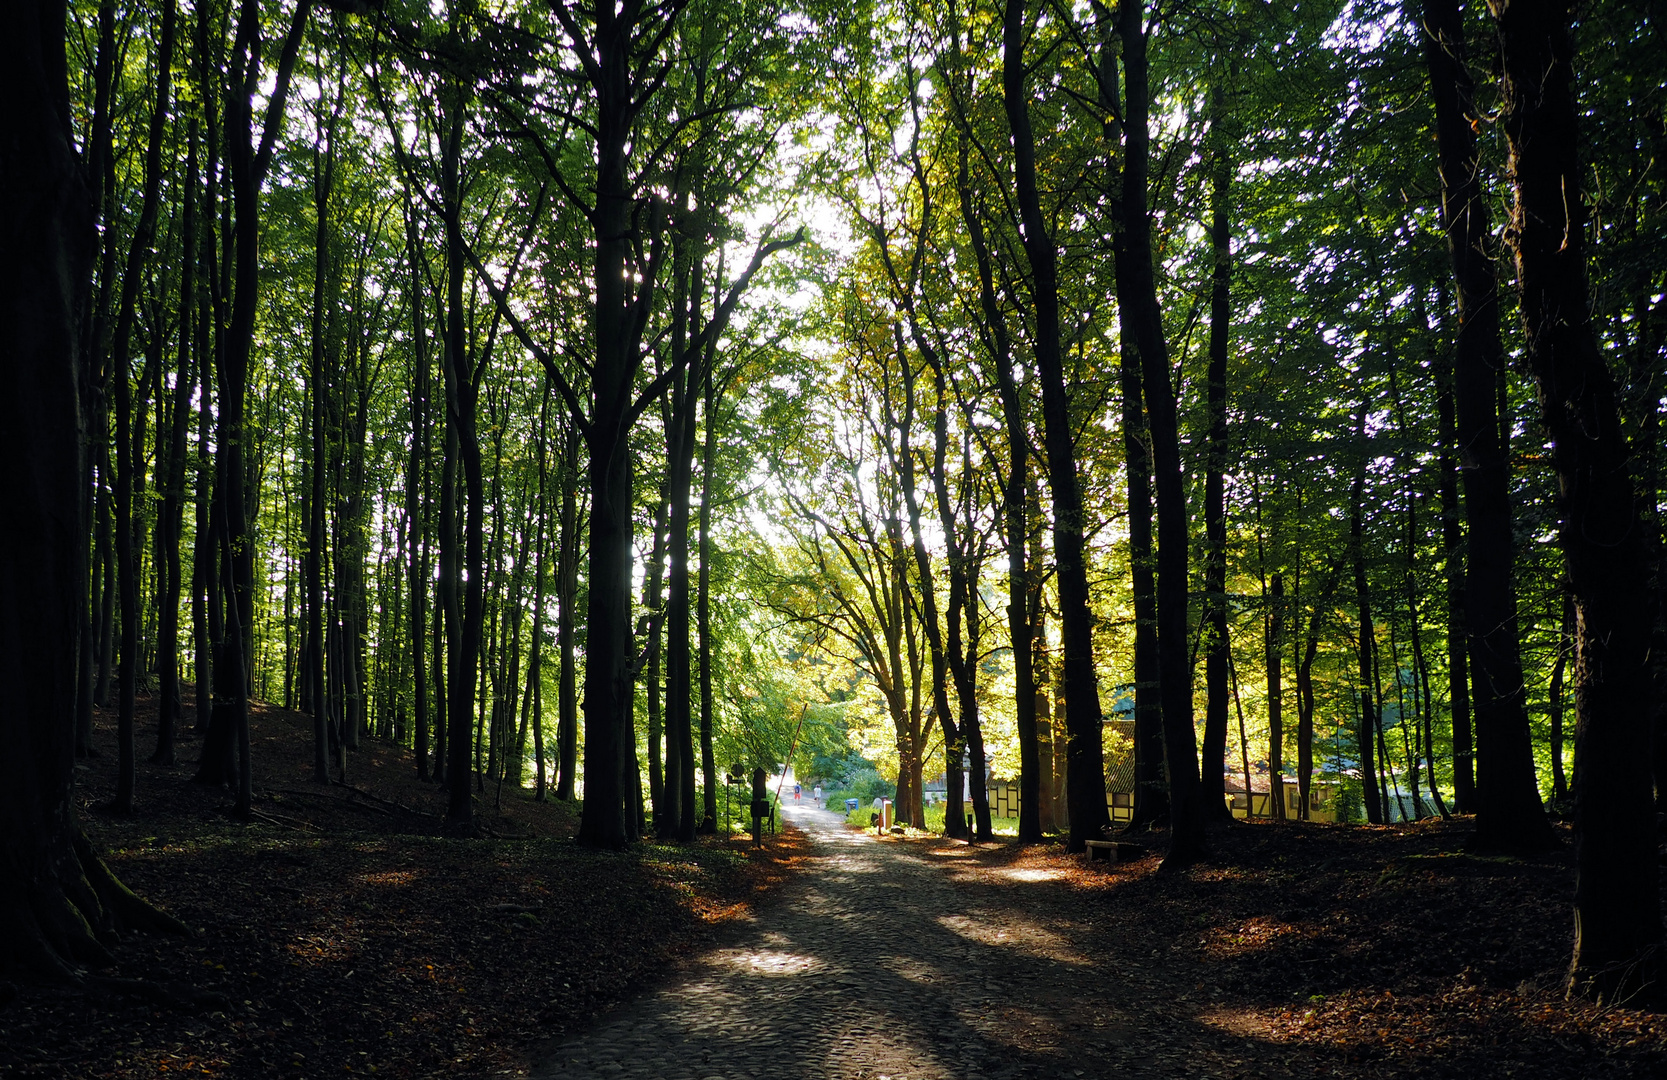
[
  {"left": 1492, "top": 0, "right": 1663, "bottom": 1001},
  {"left": 0, "top": 0, "right": 184, "bottom": 975},
  {"left": 16, "top": 0, "right": 1659, "bottom": 1009}
]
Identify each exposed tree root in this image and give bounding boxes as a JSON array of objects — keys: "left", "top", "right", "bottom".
[
  {"left": 334, "top": 779, "right": 428, "bottom": 817},
  {"left": 75, "top": 833, "right": 189, "bottom": 937},
  {"left": 1, "top": 832, "right": 188, "bottom": 986},
  {"left": 248, "top": 808, "right": 320, "bottom": 831},
  {"left": 1567, "top": 944, "right": 1662, "bottom": 1008}
]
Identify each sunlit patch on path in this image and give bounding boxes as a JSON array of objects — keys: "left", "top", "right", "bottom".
[
  {"left": 529, "top": 804, "right": 1181, "bottom": 1080},
  {"left": 537, "top": 805, "right": 1571, "bottom": 1080}
]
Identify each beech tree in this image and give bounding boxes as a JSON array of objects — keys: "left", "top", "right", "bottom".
[
  {"left": 1, "top": 0, "right": 184, "bottom": 976},
  {"left": 1001, "top": 0, "right": 1112, "bottom": 854},
  {"left": 17, "top": 0, "right": 1660, "bottom": 992},
  {"left": 1491, "top": 0, "right": 1662, "bottom": 1002},
  {"left": 1419, "top": 0, "right": 1555, "bottom": 852}
]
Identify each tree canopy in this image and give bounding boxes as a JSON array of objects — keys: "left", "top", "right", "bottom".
[{"left": 3, "top": 0, "right": 1661, "bottom": 1001}]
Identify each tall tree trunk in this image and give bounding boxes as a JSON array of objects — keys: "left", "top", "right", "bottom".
[
  {"left": 114, "top": 377, "right": 153, "bottom": 727},
  {"left": 957, "top": 165, "right": 1042, "bottom": 842},
  {"left": 1295, "top": 569, "right": 1335, "bottom": 820},
  {"left": 405, "top": 209, "right": 431, "bottom": 781},
  {"left": 1406, "top": 569, "right": 1449, "bottom": 817},
  {"left": 1109, "top": 0, "right": 1202, "bottom": 860},
  {"left": 1433, "top": 289, "right": 1476, "bottom": 812},
  {"left": 107, "top": 0, "right": 176, "bottom": 813},
  {"left": 1492, "top": 0, "right": 1662, "bottom": 999},
  {"left": 95, "top": 476, "right": 116, "bottom": 709},
  {"left": 873, "top": 123, "right": 968, "bottom": 838},
  {"left": 489, "top": 413, "right": 523, "bottom": 796},
  {"left": 660, "top": 182, "right": 709, "bottom": 843},
  {"left": 1624, "top": 311, "right": 1667, "bottom": 822},
  {"left": 336, "top": 375, "right": 370, "bottom": 761},
  {"left": 75, "top": 455, "right": 100, "bottom": 757},
  {"left": 660, "top": 208, "right": 792, "bottom": 836},
  {"left": 556, "top": 422, "right": 581, "bottom": 802},
  {"left": 1229, "top": 653, "right": 1253, "bottom": 816},
  {"left": 497, "top": 433, "right": 535, "bottom": 800},
  {"left": 1398, "top": 457, "right": 1447, "bottom": 817},
  {"left": 1549, "top": 588, "right": 1571, "bottom": 802},
  {"left": 0, "top": 0, "right": 188, "bottom": 973},
  {"left": 1388, "top": 615, "right": 1425, "bottom": 818},
  {"left": 196, "top": 0, "right": 313, "bottom": 819},
  {"left": 694, "top": 373, "right": 719, "bottom": 832},
  {"left": 1267, "top": 573, "right": 1285, "bottom": 821},
  {"left": 1079, "top": 0, "right": 1165, "bottom": 835},
  {"left": 77, "top": 0, "right": 119, "bottom": 750},
  {"left": 306, "top": 108, "right": 335, "bottom": 785},
  {"left": 645, "top": 484, "right": 670, "bottom": 835},
  {"left": 431, "top": 503, "right": 448, "bottom": 786},
  {"left": 513, "top": 394, "right": 552, "bottom": 795},
  {"left": 894, "top": 333, "right": 964, "bottom": 841},
  {"left": 940, "top": 428, "right": 991, "bottom": 840},
  {"left": 520, "top": 403, "right": 551, "bottom": 801},
  {"left": 1027, "top": 489, "right": 1060, "bottom": 834},
  {"left": 666, "top": 367, "right": 701, "bottom": 843},
  {"left": 573, "top": 3, "right": 665, "bottom": 849},
  {"left": 192, "top": 319, "right": 214, "bottom": 734},
  {"left": 883, "top": 515, "right": 922, "bottom": 829},
  {"left": 190, "top": 0, "right": 221, "bottom": 738},
  {"left": 1375, "top": 678, "right": 1395, "bottom": 819},
  {"left": 1350, "top": 449, "right": 1385, "bottom": 826},
  {"left": 1002, "top": 0, "right": 1111, "bottom": 853},
  {"left": 1118, "top": 334, "right": 1167, "bottom": 834},
  {"left": 577, "top": 393, "right": 638, "bottom": 843},
  {"left": 1201, "top": 94, "right": 1233, "bottom": 822},
  {"left": 153, "top": 116, "right": 197, "bottom": 768},
  {"left": 1421, "top": 0, "right": 1554, "bottom": 851},
  {"left": 438, "top": 86, "right": 484, "bottom": 828}
]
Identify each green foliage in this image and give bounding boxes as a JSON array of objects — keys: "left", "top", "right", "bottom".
[
  {"left": 66, "top": 0, "right": 1661, "bottom": 838},
  {"left": 832, "top": 767, "right": 895, "bottom": 804}
]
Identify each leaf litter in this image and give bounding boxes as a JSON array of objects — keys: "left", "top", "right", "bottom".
[{"left": 0, "top": 691, "right": 804, "bottom": 1079}]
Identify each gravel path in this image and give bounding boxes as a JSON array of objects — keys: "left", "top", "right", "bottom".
[{"left": 530, "top": 802, "right": 1176, "bottom": 1080}]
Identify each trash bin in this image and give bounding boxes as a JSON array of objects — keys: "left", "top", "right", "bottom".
[{"left": 844, "top": 798, "right": 859, "bottom": 812}]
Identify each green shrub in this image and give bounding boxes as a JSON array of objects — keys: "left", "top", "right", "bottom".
[{"left": 843, "top": 767, "right": 894, "bottom": 803}]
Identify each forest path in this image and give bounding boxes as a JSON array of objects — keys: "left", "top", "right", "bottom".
[{"left": 529, "top": 803, "right": 1288, "bottom": 1080}]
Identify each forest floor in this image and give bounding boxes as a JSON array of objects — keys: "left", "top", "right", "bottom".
[
  {"left": 2, "top": 696, "right": 1663, "bottom": 1079},
  {"left": 913, "top": 816, "right": 1667, "bottom": 1078},
  {"left": 528, "top": 799, "right": 1667, "bottom": 1080},
  {"left": 0, "top": 692, "right": 806, "bottom": 1079}
]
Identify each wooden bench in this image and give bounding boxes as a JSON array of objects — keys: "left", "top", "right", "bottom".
[{"left": 1085, "top": 839, "right": 1147, "bottom": 863}]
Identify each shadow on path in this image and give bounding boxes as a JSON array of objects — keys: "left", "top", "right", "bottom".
[{"left": 531, "top": 803, "right": 1288, "bottom": 1080}]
